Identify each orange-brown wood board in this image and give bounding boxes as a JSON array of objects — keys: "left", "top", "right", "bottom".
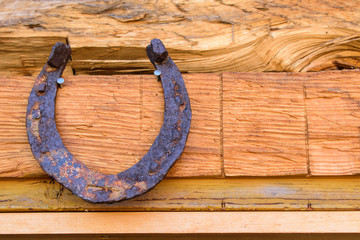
[{"left": 1, "top": 71, "right": 360, "bottom": 178}]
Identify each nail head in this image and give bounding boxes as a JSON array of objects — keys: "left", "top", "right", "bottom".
[
  {"left": 57, "top": 78, "right": 64, "bottom": 88},
  {"left": 154, "top": 70, "right": 161, "bottom": 76}
]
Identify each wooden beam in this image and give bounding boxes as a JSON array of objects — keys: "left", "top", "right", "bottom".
[
  {"left": 2, "top": 178, "right": 360, "bottom": 212},
  {"left": 1, "top": 1, "right": 360, "bottom": 76},
  {"left": 2, "top": 71, "right": 360, "bottom": 177},
  {"left": 2, "top": 212, "right": 360, "bottom": 234}
]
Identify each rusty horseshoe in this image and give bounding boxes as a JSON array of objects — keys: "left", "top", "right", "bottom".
[{"left": 26, "top": 39, "right": 192, "bottom": 203}]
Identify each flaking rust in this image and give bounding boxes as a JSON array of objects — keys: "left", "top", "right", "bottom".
[{"left": 26, "top": 39, "right": 192, "bottom": 203}]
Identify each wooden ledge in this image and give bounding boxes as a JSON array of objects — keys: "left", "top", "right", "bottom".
[
  {"left": 2, "top": 178, "right": 360, "bottom": 212},
  {"left": 1, "top": 212, "right": 360, "bottom": 234}
]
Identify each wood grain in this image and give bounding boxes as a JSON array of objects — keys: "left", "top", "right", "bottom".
[
  {"left": 2, "top": 178, "right": 360, "bottom": 211},
  {"left": 2, "top": 71, "right": 360, "bottom": 177},
  {"left": 0, "top": 74, "right": 221, "bottom": 178},
  {"left": 0, "top": 1, "right": 360, "bottom": 76},
  {"left": 0, "top": 31, "right": 72, "bottom": 76},
  {"left": 223, "top": 72, "right": 308, "bottom": 176},
  {"left": 2, "top": 211, "right": 360, "bottom": 234},
  {"left": 305, "top": 71, "right": 360, "bottom": 175},
  {"left": 223, "top": 71, "right": 360, "bottom": 176}
]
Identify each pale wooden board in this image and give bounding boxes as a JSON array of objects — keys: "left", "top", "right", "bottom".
[
  {"left": 2, "top": 212, "right": 360, "bottom": 234},
  {"left": 1, "top": 1, "right": 360, "bottom": 76},
  {"left": 0, "top": 74, "right": 221, "bottom": 178},
  {"left": 305, "top": 71, "right": 360, "bottom": 175},
  {"left": 223, "top": 72, "right": 308, "bottom": 176},
  {"left": 2, "top": 234, "right": 360, "bottom": 240},
  {"left": 2, "top": 178, "right": 360, "bottom": 211}
]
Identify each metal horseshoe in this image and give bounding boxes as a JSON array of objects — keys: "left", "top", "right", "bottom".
[{"left": 26, "top": 39, "right": 192, "bottom": 203}]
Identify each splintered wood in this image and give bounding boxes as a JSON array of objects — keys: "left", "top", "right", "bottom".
[
  {"left": 0, "top": 32, "right": 72, "bottom": 76},
  {"left": 1, "top": 1, "right": 360, "bottom": 76},
  {"left": 0, "top": 71, "right": 360, "bottom": 177}
]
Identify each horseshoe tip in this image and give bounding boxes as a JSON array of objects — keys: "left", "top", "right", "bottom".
[
  {"left": 47, "top": 42, "right": 71, "bottom": 68},
  {"left": 146, "top": 38, "right": 168, "bottom": 65}
]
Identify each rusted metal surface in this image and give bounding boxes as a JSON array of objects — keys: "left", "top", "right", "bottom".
[{"left": 26, "top": 39, "right": 192, "bottom": 203}]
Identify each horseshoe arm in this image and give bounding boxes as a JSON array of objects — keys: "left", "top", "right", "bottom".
[{"left": 26, "top": 39, "right": 192, "bottom": 203}]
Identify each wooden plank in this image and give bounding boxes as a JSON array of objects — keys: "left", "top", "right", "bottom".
[
  {"left": 2, "top": 178, "right": 360, "bottom": 211},
  {"left": 3, "top": 71, "right": 360, "bottom": 177},
  {"left": 223, "top": 72, "right": 308, "bottom": 176},
  {"left": 223, "top": 71, "right": 360, "bottom": 176},
  {"left": 2, "top": 212, "right": 360, "bottom": 234},
  {"left": 305, "top": 71, "right": 360, "bottom": 175},
  {"left": 2, "top": 234, "right": 360, "bottom": 240},
  {"left": 0, "top": 74, "right": 221, "bottom": 178},
  {"left": 1, "top": 1, "right": 360, "bottom": 76}
]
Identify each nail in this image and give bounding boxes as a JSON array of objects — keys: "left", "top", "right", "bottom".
[
  {"left": 154, "top": 70, "right": 161, "bottom": 82},
  {"left": 57, "top": 78, "right": 65, "bottom": 88}
]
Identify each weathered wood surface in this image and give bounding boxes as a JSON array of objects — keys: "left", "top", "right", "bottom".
[
  {"left": 306, "top": 74, "right": 360, "bottom": 175},
  {"left": 3, "top": 211, "right": 360, "bottom": 234},
  {"left": 0, "top": 0, "right": 360, "bottom": 76},
  {"left": 2, "top": 71, "right": 360, "bottom": 177},
  {"left": 3, "top": 178, "right": 360, "bottom": 211},
  {"left": 223, "top": 71, "right": 360, "bottom": 176},
  {"left": 0, "top": 73, "right": 221, "bottom": 178},
  {"left": 223, "top": 72, "right": 307, "bottom": 176}
]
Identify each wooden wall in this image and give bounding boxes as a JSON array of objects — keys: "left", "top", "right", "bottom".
[{"left": 1, "top": 0, "right": 360, "bottom": 237}]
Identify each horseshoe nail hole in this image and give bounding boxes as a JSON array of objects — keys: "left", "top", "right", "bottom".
[
  {"left": 86, "top": 185, "right": 113, "bottom": 192},
  {"left": 179, "top": 103, "right": 185, "bottom": 111},
  {"left": 32, "top": 109, "right": 41, "bottom": 119},
  {"left": 149, "top": 163, "right": 161, "bottom": 175},
  {"left": 149, "top": 169, "right": 158, "bottom": 176},
  {"left": 37, "top": 83, "right": 47, "bottom": 94}
]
